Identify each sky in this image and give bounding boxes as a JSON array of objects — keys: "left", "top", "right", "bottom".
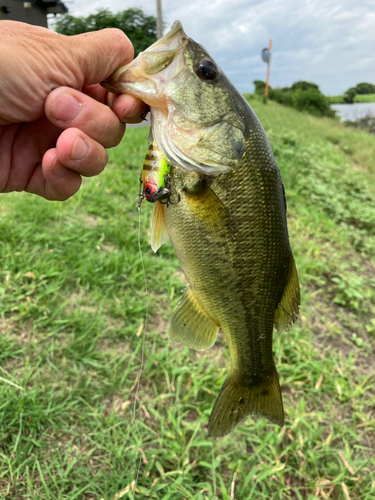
[{"left": 53, "top": 0, "right": 375, "bottom": 95}]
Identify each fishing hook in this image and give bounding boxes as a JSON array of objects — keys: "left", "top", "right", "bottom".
[
  {"left": 139, "top": 172, "right": 180, "bottom": 208},
  {"left": 160, "top": 193, "right": 180, "bottom": 207},
  {"left": 159, "top": 174, "right": 180, "bottom": 207},
  {"left": 141, "top": 105, "right": 150, "bottom": 121}
]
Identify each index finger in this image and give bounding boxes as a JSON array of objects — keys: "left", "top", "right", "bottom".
[{"left": 111, "top": 93, "right": 148, "bottom": 124}]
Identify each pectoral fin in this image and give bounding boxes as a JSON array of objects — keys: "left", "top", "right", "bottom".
[
  {"left": 186, "top": 182, "right": 234, "bottom": 239},
  {"left": 274, "top": 254, "right": 300, "bottom": 332},
  {"left": 169, "top": 286, "right": 219, "bottom": 350},
  {"left": 150, "top": 201, "right": 169, "bottom": 252}
]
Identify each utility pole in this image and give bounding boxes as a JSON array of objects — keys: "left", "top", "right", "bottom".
[
  {"left": 156, "top": 0, "right": 163, "bottom": 39},
  {"left": 265, "top": 39, "right": 272, "bottom": 97}
]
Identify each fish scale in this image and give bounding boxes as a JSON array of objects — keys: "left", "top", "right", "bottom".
[
  {"left": 164, "top": 130, "right": 290, "bottom": 408},
  {"left": 102, "top": 20, "right": 300, "bottom": 436}
]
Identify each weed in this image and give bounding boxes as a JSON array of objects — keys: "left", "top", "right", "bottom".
[{"left": 0, "top": 100, "right": 374, "bottom": 499}]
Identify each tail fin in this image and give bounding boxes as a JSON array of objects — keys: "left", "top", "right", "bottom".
[{"left": 208, "top": 366, "right": 284, "bottom": 437}]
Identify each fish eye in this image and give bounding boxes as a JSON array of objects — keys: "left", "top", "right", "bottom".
[
  {"left": 144, "top": 183, "right": 157, "bottom": 198},
  {"left": 195, "top": 60, "right": 217, "bottom": 80}
]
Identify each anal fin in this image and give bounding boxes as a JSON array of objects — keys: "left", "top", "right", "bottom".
[
  {"left": 208, "top": 365, "right": 284, "bottom": 437},
  {"left": 274, "top": 254, "right": 300, "bottom": 332},
  {"left": 168, "top": 287, "right": 219, "bottom": 350}
]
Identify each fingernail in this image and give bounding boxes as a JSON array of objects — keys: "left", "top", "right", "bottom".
[
  {"left": 50, "top": 160, "right": 68, "bottom": 178},
  {"left": 70, "top": 137, "right": 89, "bottom": 161},
  {"left": 52, "top": 93, "right": 82, "bottom": 122}
]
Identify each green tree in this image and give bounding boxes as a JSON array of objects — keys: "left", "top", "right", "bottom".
[
  {"left": 253, "top": 80, "right": 266, "bottom": 95},
  {"left": 354, "top": 82, "right": 375, "bottom": 95},
  {"left": 54, "top": 8, "right": 157, "bottom": 56},
  {"left": 289, "top": 81, "right": 319, "bottom": 92},
  {"left": 343, "top": 88, "right": 356, "bottom": 104}
]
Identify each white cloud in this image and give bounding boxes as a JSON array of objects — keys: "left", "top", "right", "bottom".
[{"left": 58, "top": 0, "right": 375, "bottom": 95}]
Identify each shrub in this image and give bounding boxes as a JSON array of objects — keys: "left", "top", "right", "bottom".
[
  {"left": 253, "top": 80, "right": 334, "bottom": 117},
  {"left": 290, "top": 81, "right": 319, "bottom": 92},
  {"left": 269, "top": 88, "right": 294, "bottom": 107},
  {"left": 293, "top": 88, "right": 334, "bottom": 116},
  {"left": 340, "top": 83, "right": 375, "bottom": 102}
]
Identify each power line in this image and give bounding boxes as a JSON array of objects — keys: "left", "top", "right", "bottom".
[{"left": 156, "top": 0, "right": 163, "bottom": 39}]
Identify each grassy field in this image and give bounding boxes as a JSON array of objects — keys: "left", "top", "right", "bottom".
[
  {"left": 1, "top": 97, "right": 375, "bottom": 499},
  {"left": 328, "top": 94, "right": 375, "bottom": 104}
]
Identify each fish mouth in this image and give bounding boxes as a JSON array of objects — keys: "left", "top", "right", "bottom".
[
  {"left": 147, "top": 187, "right": 171, "bottom": 203},
  {"left": 102, "top": 22, "right": 242, "bottom": 175},
  {"left": 101, "top": 20, "right": 188, "bottom": 98}
]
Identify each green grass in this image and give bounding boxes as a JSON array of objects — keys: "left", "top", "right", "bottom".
[
  {"left": 355, "top": 94, "right": 375, "bottom": 103},
  {"left": 328, "top": 94, "right": 375, "bottom": 104},
  {"left": 328, "top": 96, "right": 344, "bottom": 104},
  {"left": 1, "top": 99, "right": 375, "bottom": 499}
]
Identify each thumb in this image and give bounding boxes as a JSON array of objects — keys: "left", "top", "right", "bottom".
[{"left": 69, "top": 29, "right": 134, "bottom": 86}]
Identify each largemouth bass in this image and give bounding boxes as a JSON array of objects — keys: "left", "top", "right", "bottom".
[{"left": 102, "top": 22, "right": 300, "bottom": 437}]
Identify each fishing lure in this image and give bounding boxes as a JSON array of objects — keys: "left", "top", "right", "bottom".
[
  {"left": 138, "top": 140, "right": 179, "bottom": 252},
  {"left": 141, "top": 141, "right": 173, "bottom": 204}
]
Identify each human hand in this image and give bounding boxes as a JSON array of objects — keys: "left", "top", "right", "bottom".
[{"left": 0, "top": 21, "right": 147, "bottom": 200}]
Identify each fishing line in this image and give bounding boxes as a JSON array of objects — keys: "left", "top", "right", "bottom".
[
  {"left": 212, "top": 439, "right": 218, "bottom": 498},
  {"left": 132, "top": 193, "right": 149, "bottom": 499}
]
